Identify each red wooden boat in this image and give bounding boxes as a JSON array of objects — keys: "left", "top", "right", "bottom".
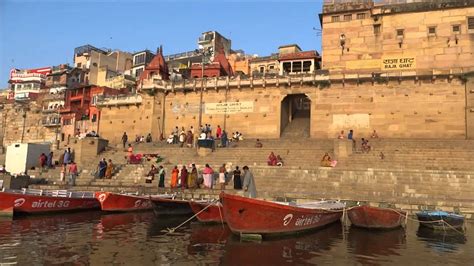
[
  {"left": 0, "top": 189, "right": 99, "bottom": 216},
  {"left": 348, "top": 205, "right": 406, "bottom": 229},
  {"left": 150, "top": 195, "right": 193, "bottom": 215},
  {"left": 95, "top": 192, "right": 156, "bottom": 212},
  {"left": 220, "top": 193, "right": 345, "bottom": 236},
  {"left": 189, "top": 200, "right": 224, "bottom": 223}
]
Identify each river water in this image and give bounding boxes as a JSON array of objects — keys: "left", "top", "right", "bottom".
[{"left": 0, "top": 211, "right": 471, "bottom": 265}]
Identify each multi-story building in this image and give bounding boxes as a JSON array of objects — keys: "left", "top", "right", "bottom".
[
  {"left": 45, "top": 64, "right": 86, "bottom": 94},
  {"left": 132, "top": 50, "right": 155, "bottom": 78},
  {"left": 73, "top": 44, "right": 133, "bottom": 85},
  {"left": 189, "top": 52, "right": 233, "bottom": 78},
  {"left": 227, "top": 52, "right": 251, "bottom": 75},
  {"left": 278, "top": 44, "right": 320, "bottom": 75},
  {"left": 320, "top": 0, "right": 474, "bottom": 73},
  {"left": 9, "top": 67, "right": 51, "bottom": 100},
  {"left": 249, "top": 54, "right": 279, "bottom": 76},
  {"left": 96, "top": 67, "right": 135, "bottom": 90},
  {"left": 137, "top": 46, "right": 170, "bottom": 88}
]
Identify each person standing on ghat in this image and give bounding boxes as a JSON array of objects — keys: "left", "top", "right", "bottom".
[
  {"left": 121, "top": 132, "right": 128, "bottom": 149},
  {"left": 158, "top": 165, "right": 165, "bottom": 188},
  {"left": 68, "top": 161, "right": 78, "bottom": 186},
  {"left": 242, "top": 166, "right": 257, "bottom": 198}
]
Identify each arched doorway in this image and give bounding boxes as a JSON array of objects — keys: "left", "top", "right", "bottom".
[{"left": 280, "top": 94, "right": 311, "bottom": 138}]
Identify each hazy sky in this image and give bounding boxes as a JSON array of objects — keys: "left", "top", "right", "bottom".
[{"left": 0, "top": 0, "right": 324, "bottom": 87}]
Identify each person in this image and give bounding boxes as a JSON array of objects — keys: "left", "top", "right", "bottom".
[
  {"left": 188, "top": 164, "right": 197, "bottom": 189},
  {"left": 371, "top": 130, "right": 379, "bottom": 138},
  {"left": 276, "top": 155, "right": 284, "bottom": 167},
  {"left": 68, "top": 161, "right": 78, "bottom": 186},
  {"left": 233, "top": 166, "right": 242, "bottom": 190},
  {"left": 321, "top": 153, "right": 333, "bottom": 167},
  {"left": 146, "top": 133, "right": 152, "bottom": 143},
  {"left": 146, "top": 165, "right": 157, "bottom": 183},
  {"left": 232, "top": 132, "right": 240, "bottom": 142},
  {"left": 255, "top": 139, "right": 263, "bottom": 148},
  {"left": 158, "top": 166, "right": 166, "bottom": 188},
  {"left": 140, "top": 135, "right": 145, "bottom": 143},
  {"left": 202, "top": 164, "right": 214, "bottom": 189},
  {"left": 98, "top": 158, "right": 107, "bottom": 178},
  {"left": 186, "top": 130, "right": 193, "bottom": 148},
  {"left": 67, "top": 147, "right": 74, "bottom": 162},
  {"left": 242, "top": 166, "right": 257, "bottom": 198},
  {"left": 63, "top": 149, "right": 71, "bottom": 165},
  {"left": 173, "top": 126, "right": 179, "bottom": 144},
  {"left": 179, "top": 131, "right": 186, "bottom": 147},
  {"left": 39, "top": 153, "right": 47, "bottom": 169},
  {"left": 167, "top": 133, "right": 174, "bottom": 144},
  {"left": 338, "top": 130, "right": 345, "bottom": 139},
  {"left": 348, "top": 129, "right": 354, "bottom": 140},
  {"left": 361, "top": 138, "right": 371, "bottom": 153},
  {"left": 47, "top": 152, "right": 54, "bottom": 168},
  {"left": 199, "top": 131, "right": 206, "bottom": 140},
  {"left": 221, "top": 130, "right": 228, "bottom": 148},
  {"left": 105, "top": 159, "right": 114, "bottom": 179},
  {"left": 216, "top": 125, "right": 222, "bottom": 138},
  {"left": 348, "top": 130, "right": 356, "bottom": 151},
  {"left": 121, "top": 132, "right": 128, "bottom": 149},
  {"left": 0, "top": 165, "right": 5, "bottom": 174},
  {"left": 170, "top": 166, "right": 179, "bottom": 188},
  {"left": 267, "top": 152, "right": 277, "bottom": 166},
  {"left": 380, "top": 151, "right": 385, "bottom": 160},
  {"left": 180, "top": 165, "right": 188, "bottom": 190},
  {"left": 127, "top": 144, "right": 133, "bottom": 162},
  {"left": 219, "top": 164, "right": 226, "bottom": 190}
]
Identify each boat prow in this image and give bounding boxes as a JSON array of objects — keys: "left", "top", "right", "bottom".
[
  {"left": 189, "top": 200, "right": 224, "bottom": 223},
  {"left": 95, "top": 192, "right": 154, "bottom": 212}
]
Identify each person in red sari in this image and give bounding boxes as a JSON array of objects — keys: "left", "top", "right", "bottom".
[
  {"left": 180, "top": 165, "right": 188, "bottom": 190},
  {"left": 267, "top": 152, "right": 277, "bottom": 166},
  {"left": 170, "top": 166, "right": 179, "bottom": 188}
]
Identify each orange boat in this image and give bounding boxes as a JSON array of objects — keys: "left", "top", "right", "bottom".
[
  {"left": 95, "top": 192, "right": 155, "bottom": 212},
  {"left": 220, "top": 192, "right": 344, "bottom": 236},
  {"left": 189, "top": 200, "right": 224, "bottom": 223},
  {"left": 348, "top": 205, "right": 406, "bottom": 229}
]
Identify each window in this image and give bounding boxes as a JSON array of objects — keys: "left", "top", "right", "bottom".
[
  {"left": 452, "top": 25, "right": 461, "bottom": 33},
  {"left": 344, "top": 14, "right": 352, "bottom": 21},
  {"left": 331, "top": 16, "right": 340, "bottom": 22},
  {"left": 259, "top": 66, "right": 265, "bottom": 73},
  {"left": 77, "top": 62, "right": 82, "bottom": 68},
  {"left": 269, "top": 65, "right": 275, "bottom": 70},
  {"left": 374, "top": 24, "right": 381, "bottom": 35},
  {"left": 357, "top": 13, "right": 366, "bottom": 19},
  {"left": 282, "top": 62, "right": 292, "bottom": 73},
  {"left": 292, "top": 61, "right": 302, "bottom": 73},
  {"left": 397, "top": 29, "right": 404, "bottom": 37},
  {"left": 134, "top": 53, "right": 146, "bottom": 65},
  {"left": 135, "top": 68, "right": 143, "bottom": 78},
  {"left": 92, "top": 62, "right": 98, "bottom": 67},
  {"left": 428, "top": 26, "right": 436, "bottom": 35},
  {"left": 468, "top": 17, "right": 474, "bottom": 30},
  {"left": 303, "top": 61, "right": 312, "bottom": 72}
]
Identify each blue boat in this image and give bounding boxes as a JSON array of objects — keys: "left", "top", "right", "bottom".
[{"left": 416, "top": 211, "right": 464, "bottom": 230}]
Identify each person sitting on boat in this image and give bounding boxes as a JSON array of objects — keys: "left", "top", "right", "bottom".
[
  {"left": 321, "top": 153, "right": 332, "bottom": 167},
  {"left": 105, "top": 159, "right": 114, "bottom": 179},
  {"left": 170, "top": 166, "right": 179, "bottom": 188},
  {"left": 242, "top": 166, "right": 257, "bottom": 198},
  {"left": 276, "top": 155, "right": 284, "bottom": 167},
  {"left": 145, "top": 165, "right": 158, "bottom": 184},
  {"left": 267, "top": 152, "right": 277, "bottom": 166},
  {"left": 202, "top": 164, "right": 214, "bottom": 189}
]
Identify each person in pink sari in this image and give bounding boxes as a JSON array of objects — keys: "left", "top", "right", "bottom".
[{"left": 202, "top": 164, "right": 214, "bottom": 189}]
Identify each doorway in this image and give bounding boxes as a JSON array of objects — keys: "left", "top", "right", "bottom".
[{"left": 280, "top": 94, "right": 311, "bottom": 138}]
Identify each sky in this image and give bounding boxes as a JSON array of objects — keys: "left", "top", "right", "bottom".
[{"left": 0, "top": 0, "right": 324, "bottom": 88}]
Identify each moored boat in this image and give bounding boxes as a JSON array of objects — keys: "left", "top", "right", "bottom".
[
  {"left": 0, "top": 189, "right": 99, "bottom": 216},
  {"left": 150, "top": 195, "right": 193, "bottom": 215},
  {"left": 220, "top": 192, "right": 345, "bottom": 236},
  {"left": 416, "top": 211, "right": 465, "bottom": 230},
  {"left": 348, "top": 205, "right": 406, "bottom": 229},
  {"left": 95, "top": 192, "right": 155, "bottom": 212},
  {"left": 189, "top": 200, "right": 224, "bottom": 223}
]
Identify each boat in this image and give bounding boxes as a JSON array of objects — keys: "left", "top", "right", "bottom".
[
  {"left": 416, "top": 211, "right": 465, "bottom": 230},
  {"left": 0, "top": 188, "right": 99, "bottom": 216},
  {"left": 189, "top": 200, "right": 224, "bottom": 223},
  {"left": 348, "top": 205, "right": 406, "bottom": 229},
  {"left": 150, "top": 195, "right": 193, "bottom": 215},
  {"left": 220, "top": 192, "right": 345, "bottom": 236},
  {"left": 95, "top": 192, "right": 155, "bottom": 212}
]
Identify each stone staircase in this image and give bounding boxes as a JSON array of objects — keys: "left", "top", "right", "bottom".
[{"left": 280, "top": 114, "right": 310, "bottom": 139}]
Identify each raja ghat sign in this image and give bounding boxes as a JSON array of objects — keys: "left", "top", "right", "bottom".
[
  {"left": 204, "top": 101, "right": 254, "bottom": 114},
  {"left": 382, "top": 56, "right": 416, "bottom": 70}
]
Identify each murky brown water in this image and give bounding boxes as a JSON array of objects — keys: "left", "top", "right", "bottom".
[{"left": 0, "top": 211, "right": 471, "bottom": 265}]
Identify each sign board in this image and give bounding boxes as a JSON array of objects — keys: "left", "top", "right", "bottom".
[
  {"left": 205, "top": 101, "right": 254, "bottom": 114},
  {"left": 381, "top": 56, "right": 416, "bottom": 71},
  {"left": 332, "top": 114, "right": 370, "bottom": 129}
]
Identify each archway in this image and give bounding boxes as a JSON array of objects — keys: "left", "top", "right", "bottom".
[{"left": 280, "top": 94, "right": 311, "bottom": 138}]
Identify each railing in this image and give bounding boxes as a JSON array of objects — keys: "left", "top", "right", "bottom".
[
  {"left": 96, "top": 94, "right": 143, "bottom": 106},
  {"left": 164, "top": 50, "right": 200, "bottom": 61}
]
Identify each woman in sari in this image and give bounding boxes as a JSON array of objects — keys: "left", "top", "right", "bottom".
[
  {"left": 187, "top": 164, "right": 198, "bottom": 189},
  {"left": 180, "top": 165, "right": 188, "bottom": 190},
  {"left": 105, "top": 159, "right": 114, "bottom": 179},
  {"left": 170, "top": 166, "right": 179, "bottom": 188},
  {"left": 320, "top": 153, "right": 332, "bottom": 167},
  {"left": 267, "top": 152, "right": 277, "bottom": 166},
  {"left": 233, "top": 166, "right": 242, "bottom": 190},
  {"left": 202, "top": 164, "right": 214, "bottom": 189}
]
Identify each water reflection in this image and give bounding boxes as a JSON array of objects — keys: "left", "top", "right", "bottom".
[
  {"left": 220, "top": 222, "right": 343, "bottom": 265},
  {"left": 416, "top": 226, "right": 467, "bottom": 254}
]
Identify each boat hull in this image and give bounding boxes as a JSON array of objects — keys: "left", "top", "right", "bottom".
[
  {"left": 95, "top": 192, "right": 153, "bottom": 212},
  {"left": 220, "top": 193, "right": 343, "bottom": 236},
  {"left": 0, "top": 191, "right": 99, "bottom": 215},
  {"left": 348, "top": 205, "right": 406, "bottom": 229},
  {"left": 150, "top": 196, "right": 193, "bottom": 215},
  {"left": 416, "top": 212, "right": 464, "bottom": 230},
  {"left": 189, "top": 201, "right": 224, "bottom": 223}
]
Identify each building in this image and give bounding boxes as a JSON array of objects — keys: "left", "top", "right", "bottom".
[
  {"left": 189, "top": 52, "right": 233, "bottom": 78},
  {"left": 320, "top": 0, "right": 474, "bottom": 73},
  {"left": 9, "top": 67, "right": 51, "bottom": 100},
  {"left": 278, "top": 44, "right": 320, "bottom": 75},
  {"left": 45, "top": 64, "right": 86, "bottom": 94},
  {"left": 132, "top": 50, "right": 155, "bottom": 78},
  {"left": 249, "top": 54, "right": 279, "bottom": 76},
  {"left": 138, "top": 46, "right": 170, "bottom": 88},
  {"left": 96, "top": 67, "right": 136, "bottom": 90},
  {"left": 74, "top": 45, "right": 133, "bottom": 85},
  {"left": 227, "top": 52, "right": 251, "bottom": 75}
]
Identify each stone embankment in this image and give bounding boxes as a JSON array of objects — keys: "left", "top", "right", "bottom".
[{"left": 27, "top": 138, "right": 474, "bottom": 219}]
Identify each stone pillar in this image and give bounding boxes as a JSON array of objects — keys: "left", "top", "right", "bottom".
[{"left": 334, "top": 139, "right": 352, "bottom": 158}]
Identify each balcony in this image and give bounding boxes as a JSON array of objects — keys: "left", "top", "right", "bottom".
[
  {"left": 10, "top": 73, "right": 46, "bottom": 83},
  {"left": 70, "top": 95, "right": 90, "bottom": 102},
  {"left": 96, "top": 94, "right": 143, "bottom": 107},
  {"left": 42, "top": 117, "right": 61, "bottom": 127}
]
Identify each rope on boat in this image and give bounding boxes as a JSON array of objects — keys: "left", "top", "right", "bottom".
[
  {"left": 217, "top": 201, "right": 225, "bottom": 229},
  {"left": 162, "top": 199, "right": 218, "bottom": 234}
]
